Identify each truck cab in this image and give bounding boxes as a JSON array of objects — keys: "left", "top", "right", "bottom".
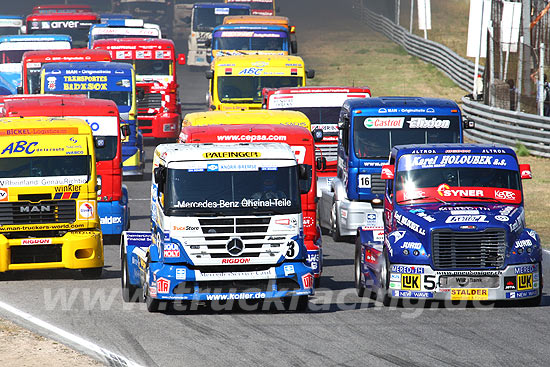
[
  {"left": 186, "top": 3, "right": 251, "bottom": 67},
  {"left": 355, "top": 144, "right": 542, "bottom": 306},
  {"left": 178, "top": 123, "right": 323, "bottom": 285},
  {"left": 121, "top": 142, "right": 314, "bottom": 311},
  {"left": 93, "top": 38, "right": 186, "bottom": 139},
  {"left": 2, "top": 97, "right": 130, "bottom": 243},
  {"left": 41, "top": 61, "right": 144, "bottom": 178},
  {"left": 0, "top": 117, "right": 103, "bottom": 278},
  {"left": 318, "top": 97, "right": 468, "bottom": 242},
  {"left": 206, "top": 54, "right": 314, "bottom": 111},
  {"left": 0, "top": 16, "right": 23, "bottom": 36},
  {"left": 88, "top": 19, "right": 161, "bottom": 48}
]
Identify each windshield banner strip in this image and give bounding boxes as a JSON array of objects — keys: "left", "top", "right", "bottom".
[
  {"left": 398, "top": 154, "right": 518, "bottom": 170},
  {"left": 397, "top": 186, "right": 522, "bottom": 204}
]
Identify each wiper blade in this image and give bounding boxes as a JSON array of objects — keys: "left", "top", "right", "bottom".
[
  {"left": 462, "top": 196, "right": 501, "bottom": 203},
  {"left": 398, "top": 196, "right": 447, "bottom": 204}
]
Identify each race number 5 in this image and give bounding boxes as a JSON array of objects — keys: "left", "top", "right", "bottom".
[{"left": 358, "top": 174, "right": 371, "bottom": 188}]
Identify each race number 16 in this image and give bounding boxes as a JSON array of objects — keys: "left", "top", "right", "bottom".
[{"left": 358, "top": 174, "right": 371, "bottom": 188}]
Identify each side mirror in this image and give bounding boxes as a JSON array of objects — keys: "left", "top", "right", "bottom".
[
  {"left": 316, "top": 157, "right": 327, "bottom": 171},
  {"left": 120, "top": 124, "right": 131, "bottom": 139},
  {"left": 290, "top": 40, "right": 297, "bottom": 54},
  {"left": 205, "top": 39, "right": 212, "bottom": 48},
  {"left": 177, "top": 54, "right": 186, "bottom": 65},
  {"left": 306, "top": 69, "right": 315, "bottom": 79},
  {"left": 154, "top": 166, "right": 166, "bottom": 192},
  {"left": 381, "top": 164, "right": 395, "bottom": 180},
  {"left": 463, "top": 118, "right": 475, "bottom": 129},
  {"left": 205, "top": 69, "right": 214, "bottom": 79},
  {"left": 298, "top": 164, "right": 312, "bottom": 194},
  {"left": 16, "top": 86, "right": 23, "bottom": 94},
  {"left": 137, "top": 88, "right": 145, "bottom": 100},
  {"left": 337, "top": 117, "right": 348, "bottom": 130},
  {"left": 519, "top": 164, "right": 532, "bottom": 179},
  {"left": 312, "top": 128, "right": 323, "bottom": 142}
]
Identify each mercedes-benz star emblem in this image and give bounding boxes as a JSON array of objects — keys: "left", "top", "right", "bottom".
[{"left": 226, "top": 238, "right": 244, "bottom": 256}]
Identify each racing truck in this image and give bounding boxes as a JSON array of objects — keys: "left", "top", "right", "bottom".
[
  {"left": 0, "top": 117, "right": 103, "bottom": 278},
  {"left": 115, "top": 0, "right": 175, "bottom": 38},
  {"left": 263, "top": 86, "right": 371, "bottom": 196},
  {"left": 93, "top": 38, "right": 185, "bottom": 139},
  {"left": 186, "top": 2, "right": 251, "bottom": 67},
  {"left": 318, "top": 97, "right": 471, "bottom": 242},
  {"left": 121, "top": 142, "right": 314, "bottom": 312},
  {"left": 355, "top": 144, "right": 543, "bottom": 306}
]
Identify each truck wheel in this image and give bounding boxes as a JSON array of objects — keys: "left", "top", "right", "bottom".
[
  {"left": 331, "top": 201, "right": 343, "bottom": 242},
  {"left": 354, "top": 237, "right": 366, "bottom": 297},
  {"left": 378, "top": 248, "right": 392, "bottom": 306},
  {"left": 146, "top": 292, "right": 161, "bottom": 312},
  {"left": 121, "top": 251, "right": 140, "bottom": 303},
  {"left": 144, "top": 260, "right": 167, "bottom": 312},
  {"left": 80, "top": 267, "right": 102, "bottom": 279}
]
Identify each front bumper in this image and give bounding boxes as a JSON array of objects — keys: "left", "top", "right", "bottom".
[
  {"left": 0, "top": 230, "right": 103, "bottom": 272},
  {"left": 148, "top": 261, "right": 314, "bottom": 301},
  {"left": 388, "top": 263, "right": 541, "bottom": 301},
  {"left": 187, "top": 49, "right": 210, "bottom": 67},
  {"left": 137, "top": 111, "right": 180, "bottom": 139},
  {"left": 337, "top": 199, "right": 383, "bottom": 236}
]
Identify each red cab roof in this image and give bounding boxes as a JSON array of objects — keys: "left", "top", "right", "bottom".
[
  {"left": 32, "top": 5, "right": 93, "bottom": 13},
  {"left": 23, "top": 49, "right": 111, "bottom": 63},
  {"left": 92, "top": 38, "right": 176, "bottom": 50},
  {"left": 26, "top": 12, "right": 99, "bottom": 22}
]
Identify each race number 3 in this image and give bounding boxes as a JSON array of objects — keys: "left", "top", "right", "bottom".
[{"left": 358, "top": 174, "right": 371, "bottom": 188}]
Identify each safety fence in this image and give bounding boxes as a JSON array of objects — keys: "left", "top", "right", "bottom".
[{"left": 354, "top": 1, "right": 550, "bottom": 158}]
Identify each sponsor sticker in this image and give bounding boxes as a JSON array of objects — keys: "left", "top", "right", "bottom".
[
  {"left": 78, "top": 201, "right": 94, "bottom": 220},
  {"left": 517, "top": 273, "right": 533, "bottom": 291},
  {"left": 156, "top": 278, "right": 170, "bottom": 294},
  {"left": 390, "top": 273, "right": 401, "bottom": 282},
  {"left": 21, "top": 238, "right": 52, "bottom": 245},
  {"left": 0, "top": 188, "right": 7, "bottom": 201},
  {"left": 506, "top": 290, "right": 538, "bottom": 299},
  {"left": 450, "top": 288, "right": 488, "bottom": 300},
  {"left": 284, "top": 264, "right": 295, "bottom": 276},
  {"left": 393, "top": 290, "right": 433, "bottom": 298},
  {"left": 390, "top": 265, "right": 425, "bottom": 274},
  {"left": 203, "top": 151, "right": 261, "bottom": 159},
  {"left": 401, "top": 274, "right": 421, "bottom": 290},
  {"left": 302, "top": 273, "right": 313, "bottom": 289},
  {"left": 515, "top": 264, "right": 536, "bottom": 274},
  {"left": 175, "top": 268, "right": 186, "bottom": 280},
  {"left": 364, "top": 117, "right": 404, "bottom": 129},
  {"left": 163, "top": 243, "right": 180, "bottom": 258},
  {"left": 504, "top": 276, "right": 516, "bottom": 290}
]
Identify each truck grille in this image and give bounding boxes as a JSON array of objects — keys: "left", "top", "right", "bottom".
[
  {"left": 0, "top": 200, "right": 76, "bottom": 225},
  {"left": 432, "top": 229, "right": 506, "bottom": 269},
  {"left": 182, "top": 216, "right": 288, "bottom": 262},
  {"left": 11, "top": 244, "right": 62, "bottom": 264},
  {"left": 370, "top": 174, "right": 385, "bottom": 194},
  {"left": 315, "top": 143, "right": 338, "bottom": 162},
  {"left": 137, "top": 93, "right": 162, "bottom": 109}
]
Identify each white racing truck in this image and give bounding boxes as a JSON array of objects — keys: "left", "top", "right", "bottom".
[{"left": 121, "top": 142, "right": 314, "bottom": 312}]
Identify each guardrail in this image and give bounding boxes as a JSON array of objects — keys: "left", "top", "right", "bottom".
[{"left": 356, "top": 2, "right": 550, "bottom": 158}]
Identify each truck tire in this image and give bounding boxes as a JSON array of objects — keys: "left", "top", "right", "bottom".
[
  {"left": 378, "top": 248, "right": 392, "bottom": 306},
  {"left": 144, "top": 260, "right": 167, "bottom": 313},
  {"left": 354, "top": 237, "right": 366, "bottom": 297},
  {"left": 121, "top": 250, "right": 140, "bottom": 303},
  {"left": 80, "top": 267, "right": 102, "bottom": 279},
  {"left": 331, "top": 201, "right": 344, "bottom": 242}
]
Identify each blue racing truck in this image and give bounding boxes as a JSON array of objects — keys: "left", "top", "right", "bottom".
[
  {"left": 121, "top": 142, "right": 314, "bottom": 312},
  {"left": 40, "top": 61, "right": 145, "bottom": 177},
  {"left": 355, "top": 144, "right": 542, "bottom": 306},
  {"left": 318, "top": 97, "right": 473, "bottom": 241}
]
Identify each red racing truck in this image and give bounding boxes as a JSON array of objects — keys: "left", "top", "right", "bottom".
[
  {"left": 178, "top": 123, "right": 324, "bottom": 286},
  {"left": 25, "top": 11, "right": 100, "bottom": 49},
  {"left": 1, "top": 96, "right": 131, "bottom": 243},
  {"left": 93, "top": 38, "right": 185, "bottom": 140},
  {"left": 263, "top": 86, "right": 371, "bottom": 196},
  {"left": 21, "top": 49, "right": 112, "bottom": 94}
]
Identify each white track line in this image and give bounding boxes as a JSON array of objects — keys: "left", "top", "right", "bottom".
[{"left": 0, "top": 300, "right": 143, "bottom": 367}]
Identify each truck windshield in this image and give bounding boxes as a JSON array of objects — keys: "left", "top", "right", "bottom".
[
  {"left": 0, "top": 155, "right": 90, "bottom": 178},
  {"left": 29, "top": 28, "right": 91, "bottom": 48},
  {"left": 0, "top": 50, "right": 26, "bottom": 63},
  {"left": 230, "top": 2, "right": 273, "bottom": 10},
  {"left": 0, "top": 27, "right": 19, "bottom": 36},
  {"left": 218, "top": 76, "right": 301, "bottom": 103},
  {"left": 353, "top": 115, "right": 461, "bottom": 159},
  {"left": 193, "top": 8, "right": 250, "bottom": 32},
  {"left": 26, "top": 68, "right": 41, "bottom": 94},
  {"left": 214, "top": 32, "right": 287, "bottom": 51},
  {"left": 117, "top": 59, "right": 171, "bottom": 75},
  {"left": 284, "top": 106, "right": 340, "bottom": 125},
  {"left": 165, "top": 166, "right": 301, "bottom": 215},
  {"left": 395, "top": 154, "right": 521, "bottom": 205}
]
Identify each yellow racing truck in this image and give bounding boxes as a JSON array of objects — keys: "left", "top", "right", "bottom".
[
  {"left": 0, "top": 117, "right": 103, "bottom": 278},
  {"left": 205, "top": 54, "right": 314, "bottom": 111}
]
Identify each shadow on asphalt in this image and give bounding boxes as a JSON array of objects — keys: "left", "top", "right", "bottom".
[{"left": 0, "top": 265, "right": 120, "bottom": 281}]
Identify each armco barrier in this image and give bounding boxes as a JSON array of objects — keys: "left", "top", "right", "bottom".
[{"left": 356, "top": 2, "right": 550, "bottom": 158}]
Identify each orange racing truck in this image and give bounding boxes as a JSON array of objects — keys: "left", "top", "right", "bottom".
[{"left": 0, "top": 117, "right": 103, "bottom": 278}]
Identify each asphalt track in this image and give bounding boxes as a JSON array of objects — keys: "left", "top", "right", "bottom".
[{"left": 1, "top": 1, "right": 550, "bottom": 366}]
